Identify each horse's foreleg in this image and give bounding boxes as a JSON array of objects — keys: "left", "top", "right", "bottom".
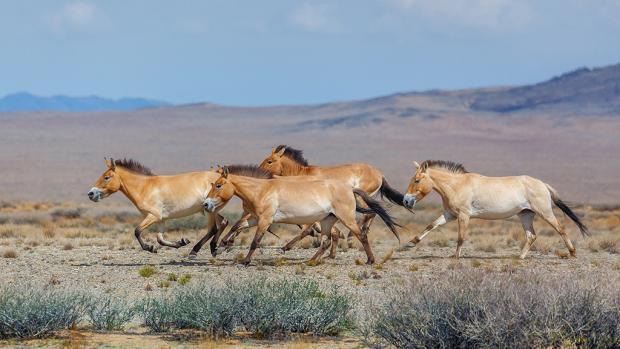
[
  {"left": 453, "top": 214, "right": 470, "bottom": 259},
  {"left": 406, "top": 212, "right": 455, "bottom": 247},
  {"left": 189, "top": 213, "right": 224, "bottom": 258},
  {"left": 219, "top": 213, "right": 253, "bottom": 249},
  {"left": 209, "top": 214, "right": 228, "bottom": 257},
  {"left": 135, "top": 214, "right": 160, "bottom": 253}
]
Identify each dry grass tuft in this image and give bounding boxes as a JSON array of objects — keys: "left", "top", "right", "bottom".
[
  {"left": 42, "top": 222, "right": 55, "bottom": 239},
  {"left": 380, "top": 249, "right": 394, "bottom": 265},
  {"left": 409, "top": 264, "right": 419, "bottom": 272},
  {"left": 2, "top": 248, "right": 17, "bottom": 258},
  {"left": 471, "top": 259, "right": 483, "bottom": 268},
  {"left": 62, "top": 242, "right": 74, "bottom": 250},
  {"left": 138, "top": 265, "right": 156, "bottom": 278},
  {"left": 598, "top": 239, "right": 618, "bottom": 254}
]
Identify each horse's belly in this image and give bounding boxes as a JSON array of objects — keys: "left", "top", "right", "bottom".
[
  {"left": 272, "top": 206, "right": 330, "bottom": 225},
  {"left": 470, "top": 203, "right": 529, "bottom": 219}
]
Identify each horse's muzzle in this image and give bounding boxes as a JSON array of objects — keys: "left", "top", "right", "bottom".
[
  {"left": 203, "top": 198, "right": 218, "bottom": 213},
  {"left": 403, "top": 194, "right": 416, "bottom": 209},
  {"left": 87, "top": 188, "right": 103, "bottom": 202}
]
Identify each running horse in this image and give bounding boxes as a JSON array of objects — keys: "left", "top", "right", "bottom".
[
  {"left": 203, "top": 165, "right": 399, "bottom": 265},
  {"left": 402, "top": 160, "right": 589, "bottom": 259},
  {"left": 88, "top": 158, "right": 228, "bottom": 256},
  {"left": 219, "top": 145, "right": 405, "bottom": 252}
]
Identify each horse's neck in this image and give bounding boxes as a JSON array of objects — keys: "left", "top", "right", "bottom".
[
  {"left": 281, "top": 158, "right": 318, "bottom": 176},
  {"left": 230, "top": 176, "right": 263, "bottom": 209},
  {"left": 428, "top": 169, "right": 461, "bottom": 203},
  {"left": 117, "top": 168, "right": 150, "bottom": 211}
]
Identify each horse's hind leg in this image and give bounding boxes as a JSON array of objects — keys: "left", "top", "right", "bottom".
[
  {"left": 308, "top": 215, "right": 338, "bottom": 264},
  {"left": 537, "top": 208, "right": 576, "bottom": 257},
  {"left": 220, "top": 213, "right": 253, "bottom": 248},
  {"left": 337, "top": 212, "right": 375, "bottom": 264},
  {"left": 156, "top": 222, "right": 191, "bottom": 249},
  {"left": 453, "top": 214, "right": 470, "bottom": 259},
  {"left": 282, "top": 224, "right": 315, "bottom": 253},
  {"left": 518, "top": 210, "right": 537, "bottom": 259}
]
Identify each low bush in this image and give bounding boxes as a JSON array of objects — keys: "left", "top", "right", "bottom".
[
  {"left": 139, "top": 278, "right": 353, "bottom": 338},
  {"left": 165, "top": 215, "right": 208, "bottom": 231},
  {"left": 0, "top": 285, "right": 87, "bottom": 339},
  {"left": 85, "top": 294, "right": 135, "bottom": 331},
  {"left": 51, "top": 208, "right": 85, "bottom": 220},
  {"left": 367, "top": 270, "right": 620, "bottom": 349}
]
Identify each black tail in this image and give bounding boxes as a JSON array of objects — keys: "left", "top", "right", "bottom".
[
  {"left": 380, "top": 177, "right": 405, "bottom": 207},
  {"left": 547, "top": 184, "right": 590, "bottom": 237},
  {"left": 354, "top": 189, "right": 400, "bottom": 242}
]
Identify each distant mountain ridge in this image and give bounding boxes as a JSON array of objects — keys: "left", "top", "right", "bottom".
[
  {"left": 469, "top": 63, "right": 620, "bottom": 113},
  {"left": 0, "top": 92, "right": 169, "bottom": 112}
]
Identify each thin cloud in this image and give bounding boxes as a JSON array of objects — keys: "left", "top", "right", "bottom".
[
  {"left": 289, "top": 3, "right": 339, "bottom": 33},
  {"left": 48, "top": 1, "right": 103, "bottom": 34},
  {"left": 385, "top": 0, "right": 534, "bottom": 33}
]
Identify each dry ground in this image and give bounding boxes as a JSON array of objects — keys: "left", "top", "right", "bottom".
[{"left": 1, "top": 200, "right": 619, "bottom": 347}]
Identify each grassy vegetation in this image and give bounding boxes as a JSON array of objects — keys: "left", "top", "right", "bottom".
[
  {"left": 85, "top": 294, "right": 135, "bottom": 331},
  {"left": 138, "top": 265, "right": 156, "bottom": 277},
  {"left": 0, "top": 285, "right": 87, "bottom": 339},
  {"left": 364, "top": 270, "right": 620, "bottom": 349},
  {"left": 140, "top": 278, "right": 353, "bottom": 338}
]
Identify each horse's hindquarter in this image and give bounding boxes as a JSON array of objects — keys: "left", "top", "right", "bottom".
[
  {"left": 269, "top": 180, "right": 334, "bottom": 224},
  {"left": 322, "top": 163, "right": 382, "bottom": 194},
  {"left": 466, "top": 175, "right": 531, "bottom": 219}
]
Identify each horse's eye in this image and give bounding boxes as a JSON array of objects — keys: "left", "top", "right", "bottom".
[
  {"left": 267, "top": 160, "right": 273, "bottom": 165},
  {"left": 215, "top": 184, "right": 222, "bottom": 189},
  {"left": 414, "top": 179, "right": 420, "bottom": 184},
  {"left": 104, "top": 176, "right": 111, "bottom": 181}
]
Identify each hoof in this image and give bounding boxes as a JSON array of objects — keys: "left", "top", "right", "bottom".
[
  {"left": 179, "top": 238, "right": 191, "bottom": 246},
  {"left": 327, "top": 254, "right": 336, "bottom": 259},
  {"left": 366, "top": 259, "right": 375, "bottom": 265},
  {"left": 240, "top": 258, "right": 251, "bottom": 267},
  {"left": 210, "top": 248, "right": 219, "bottom": 258},
  {"left": 145, "top": 245, "right": 158, "bottom": 253},
  {"left": 188, "top": 251, "right": 197, "bottom": 260}
]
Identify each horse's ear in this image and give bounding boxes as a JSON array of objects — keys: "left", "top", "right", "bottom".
[
  {"left": 271, "top": 147, "right": 277, "bottom": 154},
  {"left": 413, "top": 161, "right": 420, "bottom": 169},
  {"left": 222, "top": 166, "right": 229, "bottom": 178},
  {"left": 276, "top": 147, "right": 286, "bottom": 156},
  {"left": 105, "top": 157, "right": 115, "bottom": 170}
]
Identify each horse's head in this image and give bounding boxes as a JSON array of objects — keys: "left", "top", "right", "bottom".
[
  {"left": 204, "top": 167, "right": 235, "bottom": 213},
  {"left": 88, "top": 158, "right": 122, "bottom": 202},
  {"left": 259, "top": 147, "right": 287, "bottom": 175},
  {"left": 403, "top": 161, "right": 433, "bottom": 209}
]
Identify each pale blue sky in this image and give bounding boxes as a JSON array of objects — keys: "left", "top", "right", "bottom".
[{"left": 1, "top": 0, "right": 619, "bottom": 105}]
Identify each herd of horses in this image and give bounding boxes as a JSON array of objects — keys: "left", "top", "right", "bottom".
[{"left": 87, "top": 145, "right": 589, "bottom": 265}]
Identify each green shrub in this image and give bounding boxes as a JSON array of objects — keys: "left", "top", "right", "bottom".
[
  {"left": 0, "top": 285, "right": 87, "bottom": 339},
  {"left": 51, "top": 208, "right": 85, "bottom": 220},
  {"left": 86, "top": 294, "right": 135, "bottom": 331},
  {"left": 178, "top": 274, "right": 192, "bottom": 285},
  {"left": 138, "top": 265, "right": 156, "bottom": 277}
]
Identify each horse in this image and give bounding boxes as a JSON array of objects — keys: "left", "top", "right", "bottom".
[
  {"left": 202, "top": 164, "right": 399, "bottom": 265},
  {"left": 402, "top": 160, "right": 589, "bottom": 259},
  {"left": 88, "top": 158, "right": 228, "bottom": 256},
  {"left": 217, "top": 145, "right": 405, "bottom": 250}
]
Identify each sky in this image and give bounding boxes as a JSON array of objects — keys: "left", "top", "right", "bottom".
[{"left": 0, "top": 0, "right": 619, "bottom": 106}]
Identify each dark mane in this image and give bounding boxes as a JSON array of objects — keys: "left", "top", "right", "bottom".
[
  {"left": 224, "top": 164, "right": 273, "bottom": 179},
  {"left": 420, "top": 160, "right": 468, "bottom": 174},
  {"left": 275, "top": 145, "right": 310, "bottom": 166},
  {"left": 114, "top": 158, "right": 155, "bottom": 176}
]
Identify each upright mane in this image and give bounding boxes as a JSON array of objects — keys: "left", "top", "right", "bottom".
[
  {"left": 275, "top": 145, "right": 310, "bottom": 166},
  {"left": 115, "top": 158, "right": 155, "bottom": 176},
  {"left": 420, "top": 160, "right": 468, "bottom": 174},
  {"left": 224, "top": 164, "right": 273, "bottom": 179}
]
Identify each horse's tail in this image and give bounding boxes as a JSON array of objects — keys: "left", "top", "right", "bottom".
[
  {"left": 546, "top": 184, "right": 590, "bottom": 237},
  {"left": 380, "top": 177, "right": 406, "bottom": 207},
  {"left": 353, "top": 189, "right": 400, "bottom": 242}
]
